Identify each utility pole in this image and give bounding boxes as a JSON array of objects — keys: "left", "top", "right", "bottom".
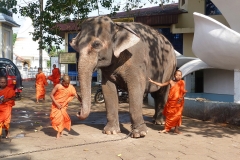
[{"left": 39, "top": 0, "right": 43, "bottom": 68}]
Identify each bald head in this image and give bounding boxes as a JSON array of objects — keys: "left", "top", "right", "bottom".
[
  {"left": 62, "top": 75, "right": 70, "bottom": 88},
  {"left": 62, "top": 75, "right": 70, "bottom": 83}
]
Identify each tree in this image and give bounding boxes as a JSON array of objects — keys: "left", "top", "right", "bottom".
[
  {"left": 1, "top": 0, "right": 171, "bottom": 50},
  {"left": 13, "top": 33, "right": 17, "bottom": 45},
  {"left": 46, "top": 46, "right": 65, "bottom": 57}
]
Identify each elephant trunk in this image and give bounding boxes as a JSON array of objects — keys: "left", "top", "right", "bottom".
[{"left": 77, "top": 59, "right": 94, "bottom": 120}]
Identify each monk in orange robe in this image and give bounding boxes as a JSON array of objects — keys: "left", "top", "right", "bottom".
[
  {"left": 47, "top": 64, "right": 61, "bottom": 86},
  {"left": 149, "top": 70, "right": 187, "bottom": 134},
  {"left": 36, "top": 67, "right": 48, "bottom": 103},
  {"left": 50, "top": 75, "right": 81, "bottom": 138},
  {"left": 0, "top": 76, "right": 15, "bottom": 139}
]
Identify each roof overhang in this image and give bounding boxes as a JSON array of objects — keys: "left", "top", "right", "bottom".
[
  {"left": 0, "top": 13, "right": 20, "bottom": 27},
  {"left": 54, "top": 3, "right": 186, "bottom": 37}
]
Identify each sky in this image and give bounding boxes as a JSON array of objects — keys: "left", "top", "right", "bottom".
[{"left": 12, "top": 0, "right": 178, "bottom": 33}]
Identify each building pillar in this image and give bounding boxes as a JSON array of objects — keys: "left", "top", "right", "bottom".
[
  {"left": 234, "top": 69, "right": 240, "bottom": 103},
  {"left": 0, "top": 23, "right": 3, "bottom": 58}
]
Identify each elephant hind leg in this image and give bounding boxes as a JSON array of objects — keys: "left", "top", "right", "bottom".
[{"left": 151, "top": 85, "right": 169, "bottom": 125}]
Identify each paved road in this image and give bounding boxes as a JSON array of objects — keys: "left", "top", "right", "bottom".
[{"left": 0, "top": 81, "right": 240, "bottom": 160}]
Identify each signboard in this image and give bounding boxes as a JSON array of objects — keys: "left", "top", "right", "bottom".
[{"left": 59, "top": 52, "right": 76, "bottom": 64}]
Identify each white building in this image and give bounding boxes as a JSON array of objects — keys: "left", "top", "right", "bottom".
[
  {"left": 13, "top": 17, "right": 49, "bottom": 70},
  {"left": 0, "top": 10, "right": 19, "bottom": 60}
]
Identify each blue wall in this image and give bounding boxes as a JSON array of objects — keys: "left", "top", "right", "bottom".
[{"left": 186, "top": 93, "right": 234, "bottom": 102}]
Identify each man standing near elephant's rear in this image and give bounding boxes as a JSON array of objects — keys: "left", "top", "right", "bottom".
[
  {"left": 149, "top": 70, "right": 187, "bottom": 134},
  {"left": 50, "top": 75, "right": 81, "bottom": 138}
]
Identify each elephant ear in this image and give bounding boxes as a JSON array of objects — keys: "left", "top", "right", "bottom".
[
  {"left": 70, "top": 31, "right": 81, "bottom": 52},
  {"left": 113, "top": 23, "right": 140, "bottom": 58}
]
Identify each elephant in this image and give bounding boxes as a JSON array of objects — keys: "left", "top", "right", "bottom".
[{"left": 70, "top": 16, "right": 176, "bottom": 138}]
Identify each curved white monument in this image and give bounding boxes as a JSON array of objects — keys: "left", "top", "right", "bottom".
[
  {"left": 192, "top": 12, "right": 240, "bottom": 71},
  {"left": 177, "top": 56, "right": 198, "bottom": 68},
  {"left": 175, "top": 50, "right": 197, "bottom": 68},
  {"left": 179, "top": 59, "right": 214, "bottom": 77},
  {"left": 211, "top": 0, "right": 240, "bottom": 34},
  {"left": 188, "top": 5, "right": 240, "bottom": 103}
]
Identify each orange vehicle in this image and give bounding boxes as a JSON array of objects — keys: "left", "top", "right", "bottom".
[{"left": 0, "top": 58, "right": 23, "bottom": 99}]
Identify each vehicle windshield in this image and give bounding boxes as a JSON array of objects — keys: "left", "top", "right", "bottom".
[
  {"left": 7, "top": 66, "right": 16, "bottom": 76},
  {"left": 0, "top": 65, "right": 16, "bottom": 76},
  {"left": 0, "top": 68, "right": 6, "bottom": 77}
]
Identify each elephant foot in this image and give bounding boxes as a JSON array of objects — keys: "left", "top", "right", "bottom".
[
  {"left": 131, "top": 123, "right": 148, "bottom": 138},
  {"left": 153, "top": 118, "right": 165, "bottom": 125},
  {"left": 103, "top": 123, "right": 121, "bottom": 135}
]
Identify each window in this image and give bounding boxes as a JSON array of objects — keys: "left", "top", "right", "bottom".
[
  {"left": 157, "top": 28, "right": 183, "bottom": 55},
  {"left": 0, "top": 68, "right": 6, "bottom": 77},
  {"left": 205, "top": 0, "right": 222, "bottom": 15},
  {"left": 182, "top": 0, "right": 185, "bottom": 6}
]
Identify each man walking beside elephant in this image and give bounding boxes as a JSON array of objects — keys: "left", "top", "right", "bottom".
[{"left": 50, "top": 75, "right": 81, "bottom": 138}]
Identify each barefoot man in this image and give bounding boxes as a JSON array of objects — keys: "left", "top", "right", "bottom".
[
  {"left": 48, "top": 64, "right": 61, "bottom": 87},
  {"left": 149, "top": 70, "right": 187, "bottom": 134},
  {"left": 35, "top": 67, "right": 48, "bottom": 103},
  {"left": 0, "top": 76, "right": 15, "bottom": 139},
  {"left": 50, "top": 75, "right": 81, "bottom": 138}
]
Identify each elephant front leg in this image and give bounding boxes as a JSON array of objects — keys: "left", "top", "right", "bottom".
[
  {"left": 129, "top": 88, "right": 148, "bottom": 138},
  {"left": 102, "top": 81, "right": 120, "bottom": 135}
]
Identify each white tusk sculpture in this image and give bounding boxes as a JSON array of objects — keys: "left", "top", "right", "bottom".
[
  {"left": 211, "top": 0, "right": 240, "bottom": 34},
  {"left": 192, "top": 12, "right": 240, "bottom": 71},
  {"left": 179, "top": 59, "right": 214, "bottom": 77}
]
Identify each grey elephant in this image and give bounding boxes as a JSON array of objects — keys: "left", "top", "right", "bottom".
[{"left": 70, "top": 16, "right": 176, "bottom": 138}]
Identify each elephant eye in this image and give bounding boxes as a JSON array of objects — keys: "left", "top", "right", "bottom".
[{"left": 92, "top": 41, "right": 102, "bottom": 49}]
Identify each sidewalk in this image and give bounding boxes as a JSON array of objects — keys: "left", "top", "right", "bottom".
[{"left": 0, "top": 81, "right": 240, "bottom": 160}]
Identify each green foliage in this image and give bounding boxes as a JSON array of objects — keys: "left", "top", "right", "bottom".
[
  {"left": 13, "top": 33, "right": 17, "bottom": 45},
  {"left": 46, "top": 46, "right": 65, "bottom": 57},
  {"left": 0, "top": 0, "right": 18, "bottom": 14},
  {"left": 1, "top": 0, "right": 170, "bottom": 50},
  {"left": 47, "top": 60, "right": 50, "bottom": 68}
]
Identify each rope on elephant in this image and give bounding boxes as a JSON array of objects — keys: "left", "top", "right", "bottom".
[{"left": 0, "top": 123, "right": 146, "bottom": 158}]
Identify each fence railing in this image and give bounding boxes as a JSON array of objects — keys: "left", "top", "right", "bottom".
[{"left": 20, "top": 68, "right": 51, "bottom": 79}]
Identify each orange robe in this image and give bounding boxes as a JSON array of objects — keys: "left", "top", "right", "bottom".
[
  {"left": 0, "top": 87, "right": 15, "bottom": 135},
  {"left": 48, "top": 68, "right": 61, "bottom": 86},
  {"left": 36, "top": 72, "right": 48, "bottom": 100},
  {"left": 50, "top": 84, "right": 77, "bottom": 132},
  {"left": 163, "top": 80, "right": 187, "bottom": 131}
]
